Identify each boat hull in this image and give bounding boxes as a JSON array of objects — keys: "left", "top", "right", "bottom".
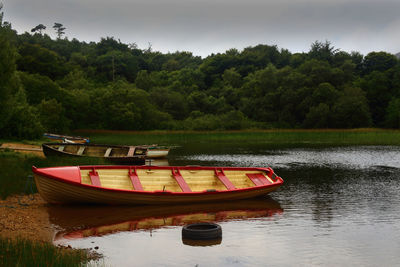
[
  {"left": 42, "top": 143, "right": 146, "bottom": 164},
  {"left": 33, "top": 165, "right": 284, "bottom": 205},
  {"left": 146, "top": 149, "right": 169, "bottom": 158}
]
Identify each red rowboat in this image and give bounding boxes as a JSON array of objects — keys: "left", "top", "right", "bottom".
[{"left": 32, "top": 165, "right": 283, "bottom": 205}]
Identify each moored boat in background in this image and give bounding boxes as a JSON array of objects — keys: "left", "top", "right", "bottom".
[
  {"left": 146, "top": 146, "right": 170, "bottom": 158},
  {"left": 43, "top": 133, "right": 90, "bottom": 144},
  {"left": 42, "top": 143, "right": 147, "bottom": 164},
  {"left": 32, "top": 165, "right": 284, "bottom": 205}
]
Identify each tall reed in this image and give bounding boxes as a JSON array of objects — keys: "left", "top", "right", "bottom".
[
  {"left": 0, "top": 237, "right": 89, "bottom": 267},
  {"left": 75, "top": 129, "right": 400, "bottom": 146}
]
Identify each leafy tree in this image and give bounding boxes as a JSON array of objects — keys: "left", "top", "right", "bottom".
[
  {"left": 2, "top": 12, "right": 399, "bottom": 131},
  {"left": 237, "top": 45, "right": 283, "bottom": 73},
  {"left": 135, "top": 70, "right": 153, "bottom": 90},
  {"left": 220, "top": 110, "right": 251, "bottom": 130},
  {"left": 19, "top": 72, "right": 63, "bottom": 104},
  {"left": 53, "top": 23, "right": 66, "bottom": 39},
  {"left": 331, "top": 87, "right": 372, "bottom": 128},
  {"left": 31, "top": 24, "right": 46, "bottom": 34},
  {"left": 0, "top": 5, "right": 16, "bottom": 131},
  {"left": 385, "top": 97, "right": 400, "bottom": 128},
  {"left": 340, "top": 60, "right": 357, "bottom": 83},
  {"left": 357, "top": 71, "right": 392, "bottom": 126},
  {"left": 57, "top": 69, "right": 93, "bottom": 90},
  {"left": 222, "top": 68, "right": 242, "bottom": 88},
  {"left": 310, "top": 82, "right": 340, "bottom": 107},
  {"left": 303, "top": 103, "right": 331, "bottom": 128},
  {"left": 187, "top": 91, "right": 229, "bottom": 115},
  {"left": 37, "top": 98, "right": 70, "bottom": 132},
  {"left": 87, "top": 81, "right": 172, "bottom": 130},
  {"left": 69, "top": 52, "right": 88, "bottom": 67},
  {"left": 149, "top": 87, "right": 189, "bottom": 120},
  {"left": 174, "top": 68, "right": 205, "bottom": 91},
  {"left": 4, "top": 87, "right": 44, "bottom": 139},
  {"left": 162, "top": 59, "right": 179, "bottom": 71},
  {"left": 93, "top": 50, "right": 139, "bottom": 82},
  {"left": 290, "top": 53, "right": 307, "bottom": 68},
  {"left": 95, "top": 37, "right": 129, "bottom": 55},
  {"left": 17, "top": 43, "right": 68, "bottom": 79},
  {"left": 308, "top": 40, "right": 339, "bottom": 63},
  {"left": 362, "top": 52, "right": 398, "bottom": 75},
  {"left": 200, "top": 51, "right": 239, "bottom": 86},
  {"left": 298, "top": 59, "right": 332, "bottom": 86}
]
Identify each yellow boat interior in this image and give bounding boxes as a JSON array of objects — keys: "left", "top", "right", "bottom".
[{"left": 80, "top": 167, "right": 278, "bottom": 193}]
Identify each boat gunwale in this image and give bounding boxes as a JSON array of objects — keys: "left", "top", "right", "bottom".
[
  {"left": 43, "top": 133, "right": 90, "bottom": 142},
  {"left": 32, "top": 165, "right": 284, "bottom": 196}
]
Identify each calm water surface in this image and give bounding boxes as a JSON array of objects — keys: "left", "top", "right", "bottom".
[{"left": 53, "top": 144, "right": 400, "bottom": 266}]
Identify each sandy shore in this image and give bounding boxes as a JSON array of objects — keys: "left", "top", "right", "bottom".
[
  {"left": 0, "top": 194, "right": 54, "bottom": 243},
  {"left": 0, "top": 143, "right": 45, "bottom": 158}
]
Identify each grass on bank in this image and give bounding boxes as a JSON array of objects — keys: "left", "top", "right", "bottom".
[
  {"left": 2, "top": 128, "right": 400, "bottom": 147},
  {"left": 74, "top": 128, "right": 400, "bottom": 147},
  {"left": 0, "top": 237, "right": 90, "bottom": 267},
  {"left": 0, "top": 151, "right": 105, "bottom": 199}
]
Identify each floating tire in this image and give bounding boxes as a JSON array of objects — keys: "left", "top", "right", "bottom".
[
  {"left": 182, "top": 222, "right": 222, "bottom": 240},
  {"left": 182, "top": 237, "right": 222, "bottom": 247}
]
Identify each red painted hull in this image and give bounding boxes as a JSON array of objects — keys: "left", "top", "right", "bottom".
[{"left": 32, "top": 165, "right": 284, "bottom": 205}]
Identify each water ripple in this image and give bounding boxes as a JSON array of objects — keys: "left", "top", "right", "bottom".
[{"left": 180, "top": 146, "right": 400, "bottom": 170}]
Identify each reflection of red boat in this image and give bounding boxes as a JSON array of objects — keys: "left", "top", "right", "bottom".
[{"left": 50, "top": 198, "right": 283, "bottom": 241}]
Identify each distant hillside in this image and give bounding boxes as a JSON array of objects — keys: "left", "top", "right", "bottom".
[{"left": 396, "top": 52, "right": 400, "bottom": 59}]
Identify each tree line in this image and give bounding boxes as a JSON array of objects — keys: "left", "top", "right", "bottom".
[{"left": 1, "top": 9, "right": 400, "bottom": 139}]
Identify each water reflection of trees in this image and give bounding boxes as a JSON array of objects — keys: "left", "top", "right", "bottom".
[{"left": 279, "top": 165, "right": 400, "bottom": 228}]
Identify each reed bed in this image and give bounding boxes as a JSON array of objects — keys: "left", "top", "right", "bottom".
[
  {"left": 0, "top": 151, "right": 104, "bottom": 199},
  {"left": 0, "top": 237, "right": 89, "bottom": 267},
  {"left": 75, "top": 129, "right": 400, "bottom": 146}
]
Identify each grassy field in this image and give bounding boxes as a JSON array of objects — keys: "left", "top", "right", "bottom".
[
  {"left": 74, "top": 128, "right": 400, "bottom": 146},
  {"left": 2, "top": 128, "right": 400, "bottom": 147}
]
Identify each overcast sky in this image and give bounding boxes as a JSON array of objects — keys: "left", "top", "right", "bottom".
[{"left": 3, "top": 0, "right": 400, "bottom": 57}]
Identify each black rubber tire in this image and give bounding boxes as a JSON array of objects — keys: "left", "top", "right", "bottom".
[
  {"left": 182, "top": 222, "right": 222, "bottom": 240},
  {"left": 182, "top": 237, "right": 222, "bottom": 247}
]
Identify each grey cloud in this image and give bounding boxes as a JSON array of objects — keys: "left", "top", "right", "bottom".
[{"left": 4, "top": 0, "right": 400, "bottom": 56}]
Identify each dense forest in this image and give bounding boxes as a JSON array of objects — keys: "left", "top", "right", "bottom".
[{"left": 1, "top": 6, "right": 400, "bottom": 139}]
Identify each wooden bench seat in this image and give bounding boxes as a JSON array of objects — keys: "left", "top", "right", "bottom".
[
  {"left": 129, "top": 167, "right": 143, "bottom": 190},
  {"left": 215, "top": 169, "right": 236, "bottom": 190},
  {"left": 127, "top": 146, "right": 135, "bottom": 157},
  {"left": 171, "top": 168, "right": 192, "bottom": 192},
  {"left": 77, "top": 146, "right": 85, "bottom": 155},
  {"left": 89, "top": 168, "right": 101, "bottom": 187},
  {"left": 104, "top": 148, "right": 112, "bottom": 157},
  {"left": 246, "top": 173, "right": 272, "bottom": 186}
]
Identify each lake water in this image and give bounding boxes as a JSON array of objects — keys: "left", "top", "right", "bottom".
[{"left": 52, "top": 144, "right": 400, "bottom": 266}]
